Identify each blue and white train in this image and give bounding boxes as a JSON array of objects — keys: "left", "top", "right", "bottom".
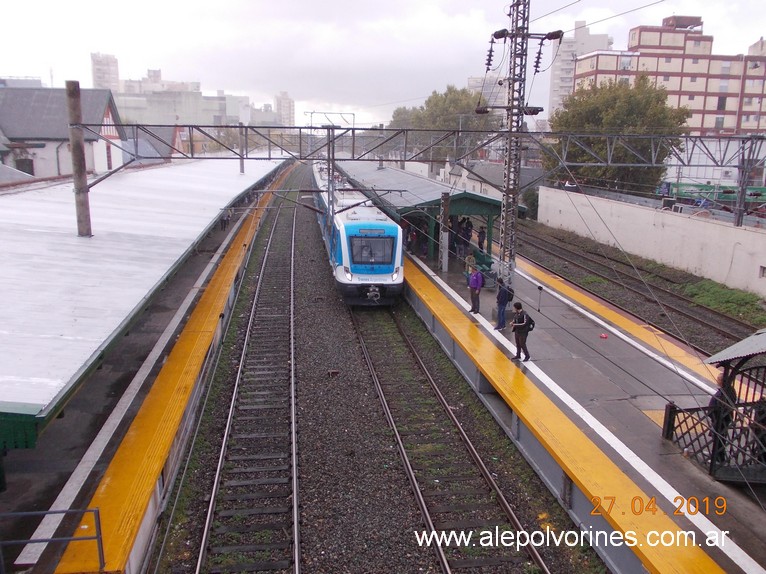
[{"left": 313, "top": 162, "right": 404, "bottom": 305}]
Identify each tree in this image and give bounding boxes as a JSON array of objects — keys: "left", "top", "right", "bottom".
[
  {"left": 546, "top": 75, "right": 690, "bottom": 194},
  {"left": 387, "top": 85, "right": 501, "bottom": 162}
]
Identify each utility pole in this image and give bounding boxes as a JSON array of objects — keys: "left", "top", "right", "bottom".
[
  {"left": 66, "top": 80, "right": 93, "bottom": 237},
  {"left": 734, "top": 135, "right": 764, "bottom": 227},
  {"left": 488, "top": 2, "right": 561, "bottom": 278},
  {"left": 494, "top": 1, "right": 531, "bottom": 279}
]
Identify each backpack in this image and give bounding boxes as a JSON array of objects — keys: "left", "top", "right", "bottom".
[{"left": 527, "top": 317, "right": 535, "bottom": 332}]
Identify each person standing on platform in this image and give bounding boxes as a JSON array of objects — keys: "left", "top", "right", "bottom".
[
  {"left": 468, "top": 266, "right": 484, "bottom": 314},
  {"left": 494, "top": 278, "right": 513, "bottom": 330},
  {"left": 511, "top": 301, "right": 531, "bottom": 361},
  {"left": 464, "top": 251, "right": 476, "bottom": 286},
  {"left": 708, "top": 372, "right": 736, "bottom": 465},
  {"left": 478, "top": 226, "right": 486, "bottom": 251}
]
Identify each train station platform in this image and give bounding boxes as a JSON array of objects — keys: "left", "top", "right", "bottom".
[
  {"left": 3, "top": 156, "right": 764, "bottom": 574},
  {"left": 0, "top": 157, "right": 285, "bottom": 568},
  {"left": 0, "top": 158, "right": 283, "bottom": 438},
  {"left": 405, "top": 250, "right": 766, "bottom": 574}
]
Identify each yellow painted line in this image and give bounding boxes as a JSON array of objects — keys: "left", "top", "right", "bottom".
[
  {"left": 643, "top": 410, "right": 666, "bottom": 427},
  {"left": 517, "top": 259, "right": 719, "bottom": 384},
  {"left": 405, "top": 259, "right": 724, "bottom": 574},
  {"left": 55, "top": 173, "right": 289, "bottom": 573}
]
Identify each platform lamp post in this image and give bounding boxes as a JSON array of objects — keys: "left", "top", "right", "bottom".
[{"left": 66, "top": 80, "right": 93, "bottom": 237}]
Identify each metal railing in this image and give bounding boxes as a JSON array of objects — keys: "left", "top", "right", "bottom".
[
  {"left": 663, "top": 401, "right": 766, "bottom": 483},
  {"left": 0, "top": 508, "right": 104, "bottom": 574}
]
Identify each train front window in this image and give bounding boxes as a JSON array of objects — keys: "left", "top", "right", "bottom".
[{"left": 350, "top": 236, "right": 394, "bottom": 264}]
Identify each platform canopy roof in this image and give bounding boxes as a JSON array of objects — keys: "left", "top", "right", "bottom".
[
  {"left": 705, "top": 328, "right": 766, "bottom": 365},
  {"left": 336, "top": 159, "right": 500, "bottom": 220}
]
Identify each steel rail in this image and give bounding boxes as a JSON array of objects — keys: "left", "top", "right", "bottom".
[
  {"left": 350, "top": 310, "right": 452, "bottom": 574},
  {"left": 391, "top": 311, "right": 552, "bottom": 574},
  {"left": 194, "top": 203, "right": 288, "bottom": 574},
  {"left": 520, "top": 227, "right": 756, "bottom": 335},
  {"left": 519, "top": 233, "right": 752, "bottom": 345},
  {"left": 288, "top": 205, "right": 301, "bottom": 573}
]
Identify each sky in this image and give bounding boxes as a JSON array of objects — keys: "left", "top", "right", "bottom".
[{"left": 2, "top": 0, "right": 763, "bottom": 127}]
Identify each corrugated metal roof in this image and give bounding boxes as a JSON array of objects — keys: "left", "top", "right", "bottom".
[
  {"left": 0, "top": 87, "right": 122, "bottom": 141},
  {"left": 337, "top": 160, "right": 500, "bottom": 212},
  {"left": 705, "top": 328, "right": 766, "bottom": 364},
  {"left": 338, "top": 160, "right": 454, "bottom": 209},
  {"left": 0, "top": 163, "right": 33, "bottom": 184}
]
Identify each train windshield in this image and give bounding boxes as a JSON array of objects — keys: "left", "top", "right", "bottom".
[{"left": 350, "top": 236, "right": 394, "bottom": 265}]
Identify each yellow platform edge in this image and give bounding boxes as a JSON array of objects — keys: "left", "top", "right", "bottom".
[
  {"left": 55, "top": 178, "right": 285, "bottom": 573},
  {"left": 405, "top": 258, "right": 724, "bottom": 574}
]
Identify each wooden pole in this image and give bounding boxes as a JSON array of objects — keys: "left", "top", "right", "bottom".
[{"left": 66, "top": 80, "right": 92, "bottom": 237}]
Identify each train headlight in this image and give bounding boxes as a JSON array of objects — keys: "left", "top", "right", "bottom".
[
  {"left": 343, "top": 266, "right": 353, "bottom": 281},
  {"left": 391, "top": 267, "right": 400, "bottom": 281}
]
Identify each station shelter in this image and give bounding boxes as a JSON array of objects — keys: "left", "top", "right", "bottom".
[
  {"left": 663, "top": 328, "right": 766, "bottom": 483},
  {"left": 336, "top": 159, "right": 502, "bottom": 273}
]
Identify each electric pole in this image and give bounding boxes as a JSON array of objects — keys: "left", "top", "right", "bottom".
[{"left": 487, "top": 2, "right": 561, "bottom": 278}]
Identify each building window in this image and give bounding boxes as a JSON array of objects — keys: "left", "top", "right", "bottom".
[
  {"left": 692, "top": 58, "right": 699, "bottom": 64},
  {"left": 14, "top": 158, "right": 34, "bottom": 175},
  {"left": 688, "top": 95, "right": 695, "bottom": 100},
  {"left": 663, "top": 75, "right": 670, "bottom": 81},
  {"left": 717, "top": 96, "right": 727, "bottom": 111},
  {"left": 694, "top": 40, "right": 701, "bottom": 46},
  {"left": 745, "top": 97, "right": 753, "bottom": 105},
  {"left": 619, "top": 77, "right": 630, "bottom": 86},
  {"left": 665, "top": 57, "right": 672, "bottom": 63},
  {"left": 760, "top": 266, "right": 766, "bottom": 279},
  {"left": 715, "top": 117, "right": 725, "bottom": 128},
  {"left": 690, "top": 77, "right": 697, "bottom": 83},
  {"left": 719, "top": 80, "right": 729, "bottom": 92}
]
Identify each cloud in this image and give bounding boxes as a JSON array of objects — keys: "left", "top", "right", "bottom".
[{"left": 3, "top": 0, "right": 762, "bottom": 127}]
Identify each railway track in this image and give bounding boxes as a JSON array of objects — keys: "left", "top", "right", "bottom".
[
  {"left": 517, "top": 223, "right": 757, "bottom": 354},
  {"left": 352, "top": 307, "right": 551, "bottom": 573},
  {"left": 195, "top": 199, "right": 299, "bottom": 574}
]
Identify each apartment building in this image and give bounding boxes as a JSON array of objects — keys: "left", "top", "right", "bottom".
[
  {"left": 548, "top": 21, "right": 613, "bottom": 116},
  {"left": 274, "top": 91, "right": 295, "bottom": 126},
  {"left": 573, "top": 16, "right": 766, "bottom": 136},
  {"left": 467, "top": 74, "right": 505, "bottom": 112},
  {"left": 91, "top": 53, "right": 120, "bottom": 93}
]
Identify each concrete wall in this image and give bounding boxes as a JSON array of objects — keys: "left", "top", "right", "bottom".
[{"left": 538, "top": 186, "right": 766, "bottom": 298}]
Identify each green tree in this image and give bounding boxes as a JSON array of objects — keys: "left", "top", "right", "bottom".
[
  {"left": 546, "top": 75, "right": 690, "bottom": 194},
  {"left": 387, "top": 85, "right": 500, "bottom": 161}
]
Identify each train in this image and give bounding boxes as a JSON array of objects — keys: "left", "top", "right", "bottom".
[{"left": 312, "top": 162, "right": 404, "bottom": 305}]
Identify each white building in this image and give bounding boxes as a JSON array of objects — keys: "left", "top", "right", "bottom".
[
  {"left": 467, "top": 75, "right": 506, "bottom": 113},
  {"left": 547, "top": 21, "right": 613, "bottom": 116},
  {"left": 91, "top": 53, "right": 120, "bottom": 93},
  {"left": 275, "top": 92, "right": 295, "bottom": 126}
]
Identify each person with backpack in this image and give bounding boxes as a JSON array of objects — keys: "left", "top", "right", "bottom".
[
  {"left": 511, "top": 301, "right": 533, "bottom": 361},
  {"left": 468, "top": 266, "right": 484, "bottom": 314},
  {"left": 494, "top": 277, "right": 514, "bottom": 331}
]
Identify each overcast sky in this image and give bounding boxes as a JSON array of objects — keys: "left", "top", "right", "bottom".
[{"left": 2, "top": 0, "right": 762, "bottom": 126}]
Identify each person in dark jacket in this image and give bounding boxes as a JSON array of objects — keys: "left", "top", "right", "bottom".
[
  {"left": 511, "top": 301, "right": 531, "bottom": 361},
  {"left": 494, "top": 278, "right": 514, "bottom": 330},
  {"left": 708, "top": 372, "right": 736, "bottom": 465}
]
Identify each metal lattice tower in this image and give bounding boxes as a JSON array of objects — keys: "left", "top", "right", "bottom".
[{"left": 497, "top": 0, "right": 531, "bottom": 279}]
